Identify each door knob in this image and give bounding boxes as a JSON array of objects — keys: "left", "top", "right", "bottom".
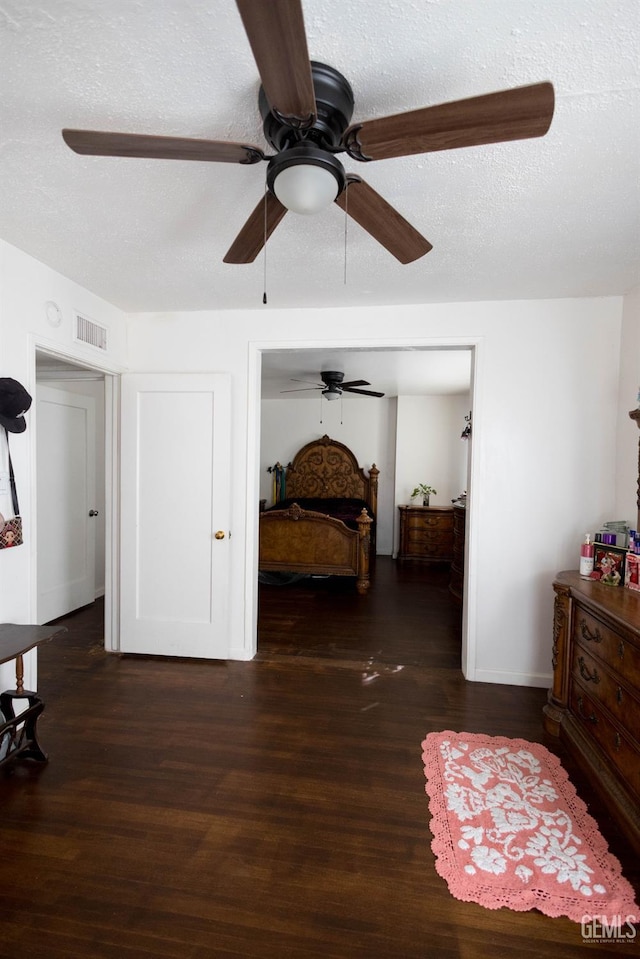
[
  {"left": 89, "top": 509, "right": 99, "bottom": 517},
  {"left": 214, "top": 530, "right": 225, "bottom": 540}
]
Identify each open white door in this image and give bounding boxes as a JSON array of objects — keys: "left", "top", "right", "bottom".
[
  {"left": 36, "top": 385, "right": 96, "bottom": 624},
  {"left": 119, "top": 373, "right": 231, "bottom": 658}
]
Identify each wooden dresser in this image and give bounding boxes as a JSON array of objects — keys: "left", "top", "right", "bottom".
[
  {"left": 543, "top": 570, "right": 640, "bottom": 852},
  {"left": 397, "top": 506, "right": 453, "bottom": 563}
]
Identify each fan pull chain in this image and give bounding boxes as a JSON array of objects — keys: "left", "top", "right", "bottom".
[
  {"left": 319, "top": 394, "right": 323, "bottom": 424},
  {"left": 262, "top": 178, "right": 268, "bottom": 305}
]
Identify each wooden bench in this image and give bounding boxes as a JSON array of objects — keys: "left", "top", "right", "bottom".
[{"left": 0, "top": 624, "right": 65, "bottom": 767}]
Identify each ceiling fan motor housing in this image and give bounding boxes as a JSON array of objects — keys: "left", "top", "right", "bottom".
[
  {"left": 321, "top": 371, "right": 345, "bottom": 386},
  {"left": 259, "top": 62, "right": 355, "bottom": 152},
  {"left": 261, "top": 65, "right": 354, "bottom": 207}
]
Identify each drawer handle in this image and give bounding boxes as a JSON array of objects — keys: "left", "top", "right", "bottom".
[
  {"left": 618, "top": 640, "right": 625, "bottom": 660},
  {"left": 579, "top": 618, "right": 603, "bottom": 644},
  {"left": 616, "top": 685, "right": 623, "bottom": 705},
  {"left": 577, "top": 696, "right": 598, "bottom": 724},
  {"left": 614, "top": 732, "right": 621, "bottom": 752},
  {"left": 578, "top": 656, "right": 600, "bottom": 685}
]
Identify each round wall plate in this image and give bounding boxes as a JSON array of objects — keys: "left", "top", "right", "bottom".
[{"left": 45, "top": 300, "right": 63, "bottom": 327}]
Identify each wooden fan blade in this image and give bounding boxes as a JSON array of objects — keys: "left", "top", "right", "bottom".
[
  {"left": 280, "top": 387, "right": 321, "bottom": 393},
  {"left": 223, "top": 193, "right": 288, "bottom": 264},
  {"left": 342, "top": 387, "right": 385, "bottom": 398},
  {"left": 62, "top": 129, "right": 265, "bottom": 164},
  {"left": 343, "top": 82, "right": 554, "bottom": 161},
  {"left": 340, "top": 380, "right": 370, "bottom": 389},
  {"left": 335, "top": 177, "right": 432, "bottom": 264},
  {"left": 235, "top": 0, "right": 316, "bottom": 125}
]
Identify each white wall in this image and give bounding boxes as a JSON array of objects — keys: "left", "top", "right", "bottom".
[
  {"left": 260, "top": 396, "right": 396, "bottom": 552},
  {"left": 615, "top": 284, "right": 640, "bottom": 529},
  {"left": 1, "top": 235, "right": 634, "bottom": 689},
  {"left": 395, "top": 394, "right": 470, "bottom": 506},
  {"left": 126, "top": 295, "right": 625, "bottom": 685},
  {"left": 0, "top": 239, "right": 127, "bottom": 690}
]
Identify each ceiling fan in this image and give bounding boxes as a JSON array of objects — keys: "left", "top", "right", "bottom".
[
  {"left": 61, "top": 0, "right": 555, "bottom": 266},
  {"left": 281, "top": 371, "right": 384, "bottom": 401}
]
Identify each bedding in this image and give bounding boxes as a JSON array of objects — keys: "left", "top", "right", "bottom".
[{"left": 264, "top": 497, "right": 373, "bottom": 531}]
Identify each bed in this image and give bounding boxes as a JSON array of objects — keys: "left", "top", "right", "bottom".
[{"left": 259, "top": 435, "right": 379, "bottom": 594}]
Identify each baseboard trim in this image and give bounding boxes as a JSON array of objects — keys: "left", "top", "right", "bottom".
[{"left": 472, "top": 667, "right": 552, "bottom": 689}]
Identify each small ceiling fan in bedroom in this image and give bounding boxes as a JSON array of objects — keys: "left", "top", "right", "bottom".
[
  {"left": 281, "top": 371, "right": 384, "bottom": 401},
  {"left": 61, "top": 0, "right": 555, "bottom": 265}
]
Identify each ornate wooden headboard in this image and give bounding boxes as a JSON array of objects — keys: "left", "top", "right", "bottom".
[{"left": 285, "top": 434, "right": 379, "bottom": 516}]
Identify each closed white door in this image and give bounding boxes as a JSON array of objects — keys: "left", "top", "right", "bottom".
[
  {"left": 119, "top": 373, "right": 231, "bottom": 658},
  {"left": 36, "top": 385, "right": 96, "bottom": 624}
]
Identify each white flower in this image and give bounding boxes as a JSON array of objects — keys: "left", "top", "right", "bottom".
[
  {"left": 515, "top": 865, "right": 533, "bottom": 883},
  {"left": 460, "top": 825, "right": 484, "bottom": 845},
  {"left": 445, "top": 783, "right": 486, "bottom": 822},
  {"left": 525, "top": 825, "right": 594, "bottom": 890},
  {"left": 489, "top": 805, "right": 539, "bottom": 835},
  {"left": 471, "top": 845, "right": 507, "bottom": 875}
]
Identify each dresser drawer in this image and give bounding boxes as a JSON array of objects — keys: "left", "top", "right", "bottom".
[
  {"left": 572, "top": 607, "right": 640, "bottom": 687},
  {"left": 407, "top": 527, "right": 451, "bottom": 545},
  {"left": 571, "top": 644, "right": 640, "bottom": 746},
  {"left": 404, "top": 514, "right": 453, "bottom": 533},
  {"left": 404, "top": 539, "right": 451, "bottom": 558},
  {"left": 570, "top": 679, "right": 640, "bottom": 801}
]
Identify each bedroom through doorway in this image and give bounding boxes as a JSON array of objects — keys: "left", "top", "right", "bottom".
[{"left": 256, "top": 345, "right": 475, "bottom": 670}]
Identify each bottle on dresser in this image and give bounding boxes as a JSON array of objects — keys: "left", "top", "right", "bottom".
[{"left": 579, "top": 533, "right": 594, "bottom": 578}]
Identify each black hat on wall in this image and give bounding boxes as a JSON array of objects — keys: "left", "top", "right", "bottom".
[{"left": 0, "top": 378, "right": 33, "bottom": 433}]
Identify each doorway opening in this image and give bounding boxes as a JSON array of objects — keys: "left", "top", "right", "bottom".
[
  {"left": 33, "top": 347, "right": 119, "bottom": 652},
  {"left": 252, "top": 341, "right": 478, "bottom": 675}
]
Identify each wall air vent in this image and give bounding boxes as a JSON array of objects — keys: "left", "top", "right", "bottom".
[{"left": 74, "top": 313, "right": 108, "bottom": 351}]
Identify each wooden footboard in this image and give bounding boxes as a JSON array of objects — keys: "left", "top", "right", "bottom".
[{"left": 259, "top": 503, "right": 372, "bottom": 593}]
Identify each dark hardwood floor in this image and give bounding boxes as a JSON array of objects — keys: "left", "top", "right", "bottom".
[{"left": 0, "top": 558, "right": 637, "bottom": 958}]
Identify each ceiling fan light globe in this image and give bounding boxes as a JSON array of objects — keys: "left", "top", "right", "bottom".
[
  {"left": 273, "top": 163, "right": 340, "bottom": 215},
  {"left": 322, "top": 387, "right": 342, "bottom": 401},
  {"left": 267, "top": 144, "right": 346, "bottom": 216}
]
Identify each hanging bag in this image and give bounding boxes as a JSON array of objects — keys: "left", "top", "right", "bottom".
[{"left": 0, "top": 429, "right": 23, "bottom": 549}]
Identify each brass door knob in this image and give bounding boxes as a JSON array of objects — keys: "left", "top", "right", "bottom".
[{"left": 214, "top": 530, "right": 225, "bottom": 540}]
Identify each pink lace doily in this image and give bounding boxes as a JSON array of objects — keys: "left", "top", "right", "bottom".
[{"left": 422, "top": 731, "right": 639, "bottom": 923}]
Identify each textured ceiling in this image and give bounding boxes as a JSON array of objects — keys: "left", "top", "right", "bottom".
[{"left": 1, "top": 0, "right": 639, "bottom": 313}]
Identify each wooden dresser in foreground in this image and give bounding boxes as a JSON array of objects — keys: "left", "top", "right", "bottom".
[
  {"left": 397, "top": 506, "right": 453, "bottom": 563},
  {"left": 543, "top": 570, "right": 640, "bottom": 853}
]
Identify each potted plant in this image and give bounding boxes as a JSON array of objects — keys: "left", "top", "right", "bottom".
[{"left": 411, "top": 484, "right": 437, "bottom": 507}]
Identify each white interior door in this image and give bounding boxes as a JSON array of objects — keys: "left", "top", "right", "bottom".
[
  {"left": 119, "top": 373, "right": 231, "bottom": 658},
  {"left": 36, "top": 385, "right": 96, "bottom": 624}
]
